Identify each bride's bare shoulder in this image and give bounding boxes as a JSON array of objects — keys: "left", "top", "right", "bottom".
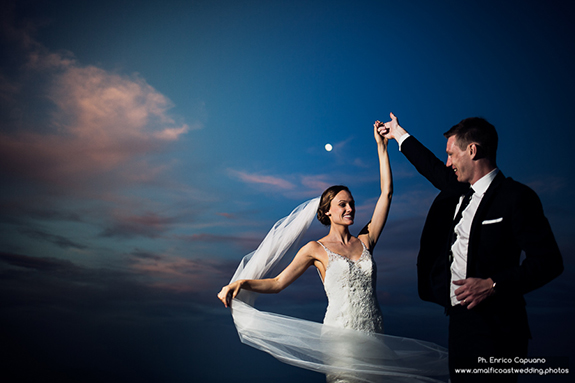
[
  {"left": 300, "top": 241, "right": 328, "bottom": 276},
  {"left": 299, "top": 240, "right": 326, "bottom": 258},
  {"left": 301, "top": 240, "right": 321, "bottom": 251}
]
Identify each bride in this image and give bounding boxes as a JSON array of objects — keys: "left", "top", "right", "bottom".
[{"left": 218, "top": 125, "right": 448, "bottom": 382}]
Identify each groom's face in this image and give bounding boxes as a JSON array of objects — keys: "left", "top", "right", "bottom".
[{"left": 445, "top": 136, "right": 473, "bottom": 184}]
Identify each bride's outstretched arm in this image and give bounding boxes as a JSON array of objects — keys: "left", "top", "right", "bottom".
[
  {"left": 359, "top": 125, "right": 393, "bottom": 251},
  {"left": 217, "top": 241, "right": 320, "bottom": 307}
]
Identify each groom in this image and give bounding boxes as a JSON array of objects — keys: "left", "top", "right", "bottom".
[{"left": 377, "top": 113, "right": 563, "bottom": 382}]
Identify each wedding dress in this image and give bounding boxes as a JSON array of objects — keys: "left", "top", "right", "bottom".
[
  {"left": 319, "top": 240, "right": 385, "bottom": 383},
  {"left": 318, "top": 240, "right": 384, "bottom": 333},
  {"left": 229, "top": 197, "right": 448, "bottom": 382}
]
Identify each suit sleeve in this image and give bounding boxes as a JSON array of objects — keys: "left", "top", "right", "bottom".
[
  {"left": 491, "top": 184, "right": 563, "bottom": 296},
  {"left": 401, "top": 136, "right": 468, "bottom": 193}
]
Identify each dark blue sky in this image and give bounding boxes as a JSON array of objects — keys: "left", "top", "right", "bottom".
[{"left": 1, "top": 1, "right": 573, "bottom": 382}]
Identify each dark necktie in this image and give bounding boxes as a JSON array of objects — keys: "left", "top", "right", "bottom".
[
  {"left": 452, "top": 187, "right": 475, "bottom": 240},
  {"left": 448, "top": 188, "right": 475, "bottom": 263}
]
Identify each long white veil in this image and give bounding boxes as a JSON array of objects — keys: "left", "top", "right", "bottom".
[{"left": 229, "top": 197, "right": 449, "bottom": 382}]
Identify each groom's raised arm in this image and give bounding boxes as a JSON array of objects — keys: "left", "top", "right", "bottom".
[
  {"left": 401, "top": 136, "right": 465, "bottom": 193},
  {"left": 377, "top": 113, "right": 466, "bottom": 193}
]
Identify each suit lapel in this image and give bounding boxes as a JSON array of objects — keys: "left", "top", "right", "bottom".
[{"left": 466, "top": 171, "right": 506, "bottom": 273}]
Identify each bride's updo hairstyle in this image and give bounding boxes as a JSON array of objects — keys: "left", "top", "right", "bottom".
[{"left": 317, "top": 185, "right": 351, "bottom": 226}]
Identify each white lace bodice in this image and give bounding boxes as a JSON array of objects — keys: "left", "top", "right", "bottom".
[{"left": 318, "top": 241, "right": 384, "bottom": 333}]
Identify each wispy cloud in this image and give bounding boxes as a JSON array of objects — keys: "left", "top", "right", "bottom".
[
  {"left": 388, "top": 188, "right": 438, "bottom": 220},
  {"left": 176, "top": 232, "right": 263, "bottom": 253},
  {"left": 227, "top": 167, "right": 392, "bottom": 201},
  {"left": 0, "top": 249, "right": 229, "bottom": 301},
  {"left": 526, "top": 175, "right": 566, "bottom": 196},
  {"left": 0, "top": 251, "right": 80, "bottom": 273},
  {"left": 100, "top": 210, "right": 177, "bottom": 239},
  {"left": 228, "top": 169, "right": 296, "bottom": 190},
  {"left": 128, "top": 251, "right": 227, "bottom": 292},
  {"left": 300, "top": 175, "right": 332, "bottom": 194},
  {"left": 19, "top": 228, "right": 87, "bottom": 250}
]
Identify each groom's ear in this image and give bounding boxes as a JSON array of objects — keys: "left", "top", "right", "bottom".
[
  {"left": 469, "top": 142, "right": 488, "bottom": 161},
  {"left": 468, "top": 143, "right": 477, "bottom": 159}
]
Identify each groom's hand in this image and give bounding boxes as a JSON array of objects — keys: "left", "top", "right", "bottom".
[
  {"left": 453, "top": 277, "right": 495, "bottom": 310},
  {"left": 376, "top": 112, "right": 407, "bottom": 140}
]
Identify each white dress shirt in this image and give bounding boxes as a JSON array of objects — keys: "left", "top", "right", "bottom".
[{"left": 450, "top": 168, "right": 499, "bottom": 305}]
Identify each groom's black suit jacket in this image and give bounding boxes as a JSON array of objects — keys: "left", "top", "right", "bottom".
[{"left": 401, "top": 136, "right": 563, "bottom": 337}]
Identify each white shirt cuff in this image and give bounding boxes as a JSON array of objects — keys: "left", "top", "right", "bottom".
[{"left": 397, "top": 133, "right": 411, "bottom": 151}]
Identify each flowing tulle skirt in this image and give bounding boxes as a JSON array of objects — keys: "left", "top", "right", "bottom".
[{"left": 232, "top": 299, "right": 448, "bottom": 382}]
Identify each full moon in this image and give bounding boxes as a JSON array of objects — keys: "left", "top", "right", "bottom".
[{"left": 325, "top": 143, "right": 333, "bottom": 152}]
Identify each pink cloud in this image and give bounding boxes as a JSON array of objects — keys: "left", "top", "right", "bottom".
[
  {"left": 50, "top": 65, "right": 188, "bottom": 143},
  {"left": 228, "top": 169, "right": 296, "bottom": 190},
  {"left": 176, "top": 232, "right": 262, "bottom": 252},
  {"left": 129, "top": 252, "right": 228, "bottom": 292},
  {"left": 0, "top": 25, "right": 191, "bottom": 195},
  {"left": 101, "top": 210, "right": 177, "bottom": 238},
  {"left": 300, "top": 175, "right": 332, "bottom": 193},
  {"left": 227, "top": 169, "right": 345, "bottom": 200}
]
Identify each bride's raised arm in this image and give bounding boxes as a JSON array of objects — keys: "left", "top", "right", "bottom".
[{"left": 359, "top": 124, "right": 393, "bottom": 251}]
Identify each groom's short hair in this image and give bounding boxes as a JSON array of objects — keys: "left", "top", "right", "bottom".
[{"left": 444, "top": 117, "right": 498, "bottom": 164}]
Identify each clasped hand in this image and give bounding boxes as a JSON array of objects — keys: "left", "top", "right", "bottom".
[
  {"left": 453, "top": 277, "right": 495, "bottom": 309},
  {"left": 374, "top": 112, "right": 404, "bottom": 140}
]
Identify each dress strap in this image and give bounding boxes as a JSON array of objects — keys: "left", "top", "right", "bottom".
[{"left": 316, "top": 240, "right": 330, "bottom": 254}]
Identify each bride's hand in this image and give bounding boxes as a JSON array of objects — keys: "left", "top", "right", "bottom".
[
  {"left": 374, "top": 120, "right": 388, "bottom": 136},
  {"left": 217, "top": 281, "right": 243, "bottom": 308},
  {"left": 373, "top": 122, "right": 388, "bottom": 147}
]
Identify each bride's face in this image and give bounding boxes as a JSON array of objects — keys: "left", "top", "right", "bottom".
[{"left": 327, "top": 190, "right": 355, "bottom": 226}]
